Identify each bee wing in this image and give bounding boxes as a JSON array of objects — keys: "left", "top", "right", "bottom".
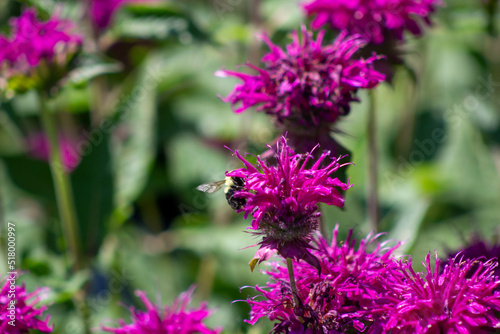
[{"left": 196, "top": 180, "right": 225, "bottom": 193}]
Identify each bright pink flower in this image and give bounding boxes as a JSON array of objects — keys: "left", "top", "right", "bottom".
[
  {"left": 381, "top": 253, "right": 500, "bottom": 333},
  {"left": 0, "top": 275, "right": 53, "bottom": 333},
  {"left": 227, "top": 136, "right": 351, "bottom": 270},
  {"left": 244, "top": 226, "right": 402, "bottom": 333},
  {"left": 303, "top": 0, "right": 442, "bottom": 44},
  {"left": 217, "top": 27, "right": 384, "bottom": 128},
  {"left": 0, "top": 8, "right": 82, "bottom": 69},
  {"left": 102, "top": 287, "right": 222, "bottom": 334}
]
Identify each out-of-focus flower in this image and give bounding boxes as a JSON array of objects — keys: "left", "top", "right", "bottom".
[
  {"left": 302, "top": 0, "right": 442, "bottom": 44},
  {"left": 90, "top": 0, "right": 156, "bottom": 30},
  {"left": 102, "top": 287, "right": 222, "bottom": 334},
  {"left": 227, "top": 137, "right": 351, "bottom": 271},
  {"left": 0, "top": 275, "right": 53, "bottom": 333},
  {"left": 445, "top": 235, "right": 500, "bottom": 282},
  {"left": 27, "top": 133, "right": 81, "bottom": 172},
  {"left": 0, "top": 9, "right": 81, "bottom": 68},
  {"left": 244, "top": 225, "right": 402, "bottom": 333},
  {"left": 0, "top": 8, "right": 82, "bottom": 92},
  {"left": 381, "top": 253, "right": 500, "bottom": 333},
  {"left": 217, "top": 27, "right": 384, "bottom": 129}
]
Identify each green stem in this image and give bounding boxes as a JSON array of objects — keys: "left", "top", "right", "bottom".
[
  {"left": 367, "top": 90, "right": 379, "bottom": 233},
  {"left": 286, "top": 258, "right": 300, "bottom": 308},
  {"left": 39, "top": 95, "right": 83, "bottom": 270}
]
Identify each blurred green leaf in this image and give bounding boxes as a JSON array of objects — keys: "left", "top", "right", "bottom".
[
  {"left": 66, "top": 56, "right": 123, "bottom": 87},
  {"left": 113, "top": 3, "right": 209, "bottom": 43},
  {"left": 387, "top": 199, "right": 430, "bottom": 254},
  {"left": 1, "top": 156, "right": 57, "bottom": 203},
  {"left": 113, "top": 54, "right": 159, "bottom": 213},
  {"left": 71, "top": 132, "right": 114, "bottom": 255}
]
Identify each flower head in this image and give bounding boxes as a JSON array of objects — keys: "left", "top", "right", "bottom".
[
  {"left": 303, "top": 0, "right": 442, "bottom": 44},
  {"left": 227, "top": 137, "right": 351, "bottom": 270},
  {"left": 381, "top": 253, "right": 500, "bottom": 333},
  {"left": 0, "top": 275, "right": 53, "bottom": 333},
  {"left": 102, "top": 287, "right": 221, "bottom": 334},
  {"left": 1, "top": 9, "right": 82, "bottom": 68},
  {"left": 0, "top": 8, "right": 82, "bottom": 92},
  {"left": 244, "top": 226, "right": 402, "bottom": 333},
  {"left": 217, "top": 27, "right": 384, "bottom": 129}
]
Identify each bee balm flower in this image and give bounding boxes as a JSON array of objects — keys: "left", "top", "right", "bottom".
[
  {"left": 381, "top": 253, "right": 500, "bottom": 333},
  {"left": 303, "top": 0, "right": 442, "bottom": 44},
  {"left": 102, "top": 287, "right": 221, "bottom": 334},
  {"left": 217, "top": 27, "right": 384, "bottom": 129},
  {"left": 0, "top": 9, "right": 82, "bottom": 69},
  {"left": 244, "top": 226, "right": 402, "bottom": 333},
  {"left": 226, "top": 136, "right": 351, "bottom": 271},
  {"left": 0, "top": 276, "right": 53, "bottom": 333},
  {"left": 0, "top": 8, "right": 82, "bottom": 92}
]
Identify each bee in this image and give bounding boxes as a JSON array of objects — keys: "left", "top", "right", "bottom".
[{"left": 196, "top": 176, "right": 246, "bottom": 210}]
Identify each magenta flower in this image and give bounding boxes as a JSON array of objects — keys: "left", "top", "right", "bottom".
[
  {"left": 102, "top": 287, "right": 222, "bottom": 334},
  {"left": 217, "top": 27, "right": 385, "bottom": 130},
  {"left": 381, "top": 253, "right": 500, "bottom": 333},
  {"left": 302, "top": 0, "right": 442, "bottom": 44},
  {"left": 0, "top": 8, "right": 82, "bottom": 69},
  {"left": 227, "top": 136, "right": 351, "bottom": 270},
  {"left": 0, "top": 275, "right": 53, "bottom": 333},
  {"left": 90, "top": 0, "right": 156, "bottom": 30},
  {"left": 27, "top": 133, "right": 81, "bottom": 172},
  {"left": 244, "top": 226, "right": 402, "bottom": 333}
]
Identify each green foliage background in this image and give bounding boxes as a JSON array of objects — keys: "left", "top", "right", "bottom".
[{"left": 0, "top": 0, "right": 499, "bottom": 333}]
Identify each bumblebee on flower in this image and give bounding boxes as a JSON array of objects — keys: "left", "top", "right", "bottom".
[{"left": 224, "top": 136, "right": 351, "bottom": 272}]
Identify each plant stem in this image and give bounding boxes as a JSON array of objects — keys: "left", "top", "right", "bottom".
[
  {"left": 39, "top": 95, "right": 83, "bottom": 270},
  {"left": 367, "top": 90, "right": 379, "bottom": 233},
  {"left": 286, "top": 258, "right": 300, "bottom": 308}
]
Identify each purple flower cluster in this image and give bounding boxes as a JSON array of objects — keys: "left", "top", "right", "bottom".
[
  {"left": 302, "top": 0, "right": 442, "bottom": 44},
  {"left": 0, "top": 276, "right": 52, "bottom": 333},
  {"left": 0, "top": 9, "right": 82, "bottom": 70},
  {"left": 217, "top": 27, "right": 385, "bottom": 129},
  {"left": 102, "top": 287, "right": 221, "bottom": 334},
  {"left": 245, "top": 226, "right": 402, "bottom": 333},
  {"left": 244, "top": 230, "right": 500, "bottom": 333},
  {"left": 381, "top": 253, "right": 500, "bottom": 333},
  {"left": 226, "top": 136, "right": 351, "bottom": 270}
]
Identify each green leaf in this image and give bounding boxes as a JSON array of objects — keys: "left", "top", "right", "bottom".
[
  {"left": 112, "top": 3, "right": 209, "bottom": 43},
  {"left": 1, "top": 156, "right": 57, "bottom": 204},
  {"left": 113, "top": 54, "right": 159, "bottom": 213},
  {"left": 66, "top": 56, "right": 123, "bottom": 87},
  {"left": 387, "top": 199, "right": 430, "bottom": 254},
  {"left": 70, "top": 131, "right": 114, "bottom": 255}
]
